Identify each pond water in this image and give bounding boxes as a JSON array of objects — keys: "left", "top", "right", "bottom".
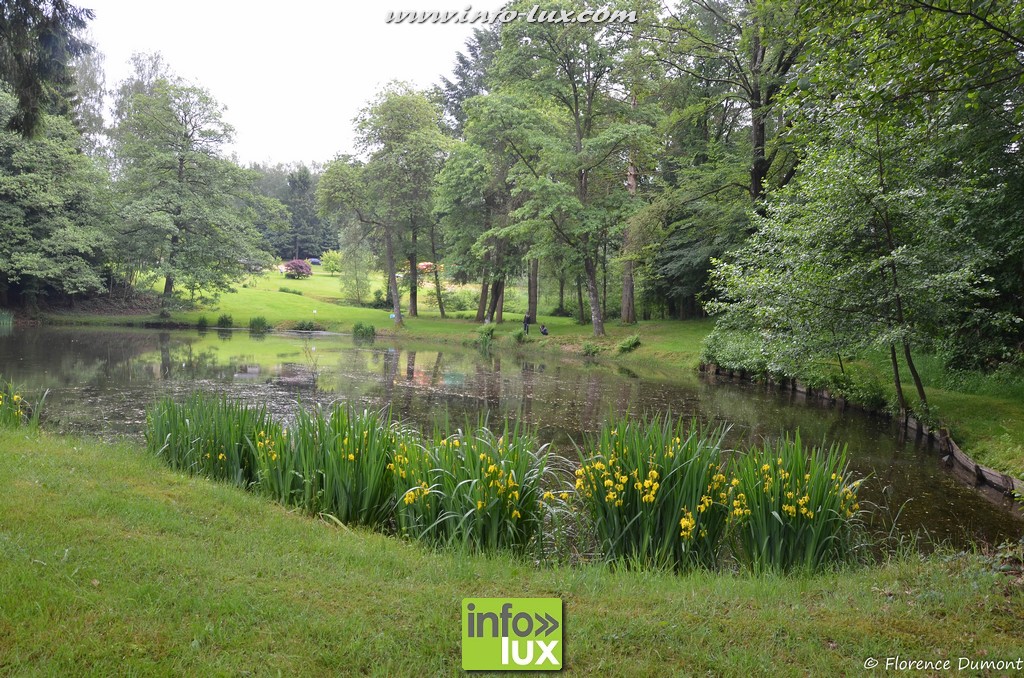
[{"left": 2, "top": 326, "right": 1021, "bottom": 547}]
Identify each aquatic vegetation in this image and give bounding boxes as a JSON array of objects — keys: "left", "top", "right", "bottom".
[
  {"left": 730, "top": 433, "right": 863, "bottom": 573},
  {"left": 0, "top": 378, "right": 41, "bottom": 428},
  {"left": 145, "top": 396, "right": 864, "bottom": 570},
  {"left": 256, "top": 404, "right": 400, "bottom": 527},
  {"left": 576, "top": 415, "right": 730, "bottom": 571},
  {"left": 248, "top": 316, "right": 270, "bottom": 333},
  {"left": 392, "top": 420, "right": 559, "bottom": 553},
  {"left": 146, "top": 395, "right": 274, "bottom": 486}
]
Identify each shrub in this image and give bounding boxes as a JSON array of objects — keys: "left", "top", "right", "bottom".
[
  {"left": 616, "top": 333, "right": 641, "bottom": 354},
  {"left": 575, "top": 415, "right": 730, "bottom": 571},
  {"left": 352, "top": 322, "right": 376, "bottom": 342},
  {"left": 283, "top": 259, "right": 313, "bottom": 279},
  {"left": 294, "top": 320, "right": 325, "bottom": 332},
  {"left": 581, "top": 342, "right": 601, "bottom": 357},
  {"left": 249, "top": 316, "right": 270, "bottom": 333},
  {"left": 370, "top": 288, "right": 392, "bottom": 310},
  {"left": 278, "top": 286, "right": 303, "bottom": 296},
  {"left": 730, "top": 433, "right": 863, "bottom": 573},
  {"left": 216, "top": 314, "right": 233, "bottom": 328},
  {"left": 511, "top": 329, "right": 531, "bottom": 345},
  {"left": 196, "top": 316, "right": 209, "bottom": 331},
  {"left": 442, "top": 289, "right": 477, "bottom": 312}
]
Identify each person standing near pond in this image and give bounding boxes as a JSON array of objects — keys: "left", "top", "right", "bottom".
[{"left": 523, "top": 313, "right": 530, "bottom": 334}]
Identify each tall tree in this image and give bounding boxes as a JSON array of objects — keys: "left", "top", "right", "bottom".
[
  {"left": 0, "top": 0, "right": 93, "bottom": 137},
  {"left": 0, "top": 89, "right": 112, "bottom": 307},
  {"left": 653, "top": 0, "right": 803, "bottom": 203},
  {"left": 707, "top": 109, "right": 993, "bottom": 415},
  {"left": 482, "top": 0, "right": 651, "bottom": 336},
  {"left": 112, "top": 74, "right": 272, "bottom": 308},
  {"left": 319, "top": 85, "right": 449, "bottom": 326}
]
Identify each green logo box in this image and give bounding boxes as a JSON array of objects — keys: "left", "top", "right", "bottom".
[{"left": 461, "top": 598, "right": 563, "bottom": 671}]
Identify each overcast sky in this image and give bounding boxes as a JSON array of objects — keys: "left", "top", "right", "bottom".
[{"left": 83, "top": 1, "right": 505, "bottom": 166}]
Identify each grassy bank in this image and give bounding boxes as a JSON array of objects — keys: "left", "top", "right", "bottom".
[
  {"left": 1, "top": 429, "right": 1021, "bottom": 675},
  {"left": 42, "top": 270, "right": 714, "bottom": 371}
]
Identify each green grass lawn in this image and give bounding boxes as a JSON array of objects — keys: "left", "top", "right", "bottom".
[{"left": 1, "top": 430, "right": 1021, "bottom": 675}]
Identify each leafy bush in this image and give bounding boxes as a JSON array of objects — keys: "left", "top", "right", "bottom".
[
  {"left": 196, "top": 316, "right": 209, "bottom": 330},
  {"left": 352, "top": 322, "right": 376, "bottom": 342},
  {"left": 216, "top": 314, "right": 233, "bottom": 328},
  {"left": 441, "top": 289, "right": 477, "bottom": 312},
  {"left": 581, "top": 342, "right": 601, "bottom": 357},
  {"left": 699, "top": 328, "right": 769, "bottom": 375},
  {"left": 248, "top": 316, "right": 270, "bottom": 333},
  {"left": 575, "top": 415, "right": 730, "bottom": 571},
  {"left": 283, "top": 259, "right": 313, "bottom": 279},
  {"left": 730, "top": 433, "right": 863, "bottom": 573},
  {"left": 511, "top": 329, "right": 531, "bottom": 345},
  {"left": 278, "top": 286, "right": 303, "bottom": 296},
  {"left": 617, "top": 333, "right": 641, "bottom": 354},
  {"left": 370, "top": 288, "right": 393, "bottom": 310},
  {"left": 293, "top": 320, "right": 325, "bottom": 331}
]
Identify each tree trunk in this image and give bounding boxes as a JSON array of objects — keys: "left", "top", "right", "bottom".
[
  {"left": 408, "top": 241, "right": 418, "bottom": 318},
  {"left": 486, "top": 278, "right": 502, "bottom": 323},
  {"left": 889, "top": 343, "right": 907, "bottom": 418},
  {"left": 621, "top": 259, "right": 636, "bottom": 324},
  {"left": 385, "top": 231, "right": 403, "bottom": 326},
  {"left": 601, "top": 241, "right": 608, "bottom": 319},
  {"left": 575, "top": 276, "right": 584, "bottom": 324},
  {"left": 476, "top": 254, "right": 490, "bottom": 322},
  {"left": 429, "top": 224, "right": 445, "bottom": 319},
  {"left": 583, "top": 256, "right": 605, "bottom": 337},
  {"left": 162, "top": 233, "right": 180, "bottom": 305},
  {"left": 623, "top": 99, "right": 638, "bottom": 325},
  {"left": 477, "top": 276, "right": 489, "bottom": 323},
  {"left": 558, "top": 276, "right": 565, "bottom": 312},
  {"left": 527, "top": 257, "right": 539, "bottom": 322},
  {"left": 902, "top": 339, "right": 928, "bottom": 409},
  {"left": 496, "top": 280, "right": 505, "bottom": 324}
]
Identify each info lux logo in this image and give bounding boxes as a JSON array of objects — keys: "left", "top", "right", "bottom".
[{"left": 461, "top": 598, "right": 563, "bottom": 671}]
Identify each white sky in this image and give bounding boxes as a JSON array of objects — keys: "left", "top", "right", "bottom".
[{"left": 83, "top": 1, "right": 505, "bottom": 166}]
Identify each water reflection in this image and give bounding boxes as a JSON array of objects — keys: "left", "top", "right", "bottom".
[{"left": 0, "top": 326, "right": 1020, "bottom": 546}]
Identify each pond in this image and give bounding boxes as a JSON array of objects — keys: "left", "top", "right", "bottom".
[{"left": 1, "top": 325, "right": 1021, "bottom": 547}]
